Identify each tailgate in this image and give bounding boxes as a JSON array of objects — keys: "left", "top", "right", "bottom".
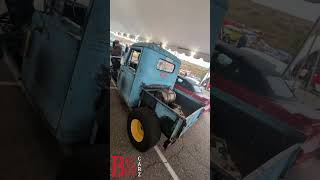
[
  {"left": 180, "top": 107, "right": 204, "bottom": 136},
  {"left": 244, "top": 144, "right": 301, "bottom": 180}
]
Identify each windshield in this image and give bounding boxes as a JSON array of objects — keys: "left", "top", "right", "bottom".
[
  {"left": 185, "top": 77, "right": 200, "bottom": 85},
  {"left": 266, "top": 76, "right": 295, "bottom": 99},
  {"left": 241, "top": 47, "right": 288, "bottom": 74},
  {"left": 193, "top": 84, "right": 203, "bottom": 93}
]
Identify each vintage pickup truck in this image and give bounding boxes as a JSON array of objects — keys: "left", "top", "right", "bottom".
[{"left": 114, "top": 42, "right": 206, "bottom": 151}]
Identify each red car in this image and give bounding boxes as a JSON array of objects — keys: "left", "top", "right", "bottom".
[
  {"left": 174, "top": 75, "right": 210, "bottom": 112},
  {"left": 212, "top": 42, "right": 320, "bottom": 169}
]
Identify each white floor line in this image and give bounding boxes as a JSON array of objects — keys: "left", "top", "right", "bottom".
[{"left": 154, "top": 145, "right": 180, "bottom": 180}]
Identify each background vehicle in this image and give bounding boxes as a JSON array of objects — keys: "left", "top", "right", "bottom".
[
  {"left": 211, "top": 41, "right": 320, "bottom": 179},
  {"left": 240, "top": 47, "right": 288, "bottom": 75},
  {"left": 174, "top": 75, "right": 210, "bottom": 112},
  {"left": 116, "top": 43, "right": 206, "bottom": 152},
  {"left": 186, "top": 76, "right": 201, "bottom": 84},
  {"left": 222, "top": 24, "right": 242, "bottom": 44}
]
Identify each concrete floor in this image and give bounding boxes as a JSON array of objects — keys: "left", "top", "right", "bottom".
[
  {"left": 0, "top": 55, "right": 63, "bottom": 180},
  {"left": 110, "top": 81, "right": 210, "bottom": 180}
]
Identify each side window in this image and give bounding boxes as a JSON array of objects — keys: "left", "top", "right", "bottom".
[
  {"left": 32, "top": 0, "right": 91, "bottom": 41},
  {"left": 34, "top": 0, "right": 90, "bottom": 27},
  {"left": 61, "top": 0, "right": 90, "bottom": 26},
  {"left": 128, "top": 49, "right": 141, "bottom": 71}
]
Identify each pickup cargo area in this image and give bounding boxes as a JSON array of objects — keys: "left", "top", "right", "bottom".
[
  {"left": 212, "top": 97, "right": 306, "bottom": 179},
  {"left": 174, "top": 89, "right": 204, "bottom": 117},
  {"left": 141, "top": 87, "right": 204, "bottom": 119}
]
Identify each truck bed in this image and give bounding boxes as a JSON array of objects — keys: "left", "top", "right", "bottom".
[
  {"left": 141, "top": 88, "right": 204, "bottom": 118},
  {"left": 212, "top": 90, "right": 305, "bottom": 178},
  {"left": 174, "top": 89, "right": 204, "bottom": 117}
]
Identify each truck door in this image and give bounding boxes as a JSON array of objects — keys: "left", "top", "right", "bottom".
[{"left": 117, "top": 48, "right": 142, "bottom": 106}]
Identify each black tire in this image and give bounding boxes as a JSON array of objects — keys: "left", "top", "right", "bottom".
[{"left": 127, "top": 107, "right": 161, "bottom": 152}]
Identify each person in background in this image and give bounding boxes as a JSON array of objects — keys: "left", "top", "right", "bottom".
[
  {"left": 111, "top": 40, "right": 122, "bottom": 56},
  {"left": 111, "top": 40, "right": 122, "bottom": 81},
  {"left": 236, "top": 32, "right": 248, "bottom": 48},
  {"left": 125, "top": 44, "right": 129, "bottom": 53}
]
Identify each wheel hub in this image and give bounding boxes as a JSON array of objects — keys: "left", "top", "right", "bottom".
[{"left": 131, "top": 119, "right": 144, "bottom": 142}]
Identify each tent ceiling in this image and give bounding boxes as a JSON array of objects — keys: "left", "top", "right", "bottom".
[{"left": 111, "top": 0, "right": 210, "bottom": 55}]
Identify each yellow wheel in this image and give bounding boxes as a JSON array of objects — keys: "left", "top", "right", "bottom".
[
  {"left": 128, "top": 107, "right": 161, "bottom": 152},
  {"left": 130, "top": 119, "right": 144, "bottom": 142}
]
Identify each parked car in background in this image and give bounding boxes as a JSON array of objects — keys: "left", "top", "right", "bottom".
[
  {"left": 212, "top": 41, "right": 320, "bottom": 176},
  {"left": 240, "top": 47, "right": 288, "bottom": 75},
  {"left": 185, "top": 76, "right": 201, "bottom": 85},
  {"left": 174, "top": 75, "right": 210, "bottom": 112}
]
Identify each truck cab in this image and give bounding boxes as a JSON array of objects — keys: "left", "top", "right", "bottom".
[{"left": 117, "top": 43, "right": 181, "bottom": 108}]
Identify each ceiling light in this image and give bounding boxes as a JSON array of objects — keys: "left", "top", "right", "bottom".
[
  {"left": 162, "top": 41, "right": 168, "bottom": 49},
  {"left": 191, "top": 51, "right": 197, "bottom": 57}
]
